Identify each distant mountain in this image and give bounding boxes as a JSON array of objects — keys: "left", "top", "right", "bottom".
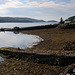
[
  {"left": 47, "top": 20, "right": 57, "bottom": 22},
  {"left": 0, "top": 17, "right": 45, "bottom": 22},
  {"left": 65, "top": 16, "right": 75, "bottom": 23}
]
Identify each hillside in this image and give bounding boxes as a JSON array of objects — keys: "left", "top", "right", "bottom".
[
  {"left": 47, "top": 20, "right": 57, "bottom": 22},
  {"left": 65, "top": 16, "right": 75, "bottom": 23},
  {"left": 0, "top": 17, "right": 45, "bottom": 22}
]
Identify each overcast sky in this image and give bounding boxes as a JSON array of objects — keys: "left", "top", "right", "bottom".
[{"left": 0, "top": 0, "right": 75, "bottom": 21}]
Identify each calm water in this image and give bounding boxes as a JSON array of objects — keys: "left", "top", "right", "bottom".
[
  {"left": 0, "top": 32, "right": 43, "bottom": 49},
  {"left": 0, "top": 22, "right": 57, "bottom": 62},
  {"left": 0, "top": 22, "right": 57, "bottom": 28}
]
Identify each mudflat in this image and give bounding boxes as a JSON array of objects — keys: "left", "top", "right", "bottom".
[{"left": 21, "top": 28, "right": 75, "bottom": 51}]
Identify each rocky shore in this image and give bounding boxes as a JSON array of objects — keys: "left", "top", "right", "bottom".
[{"left": 0, "top": 25, "right": 75, "bottom": 75}]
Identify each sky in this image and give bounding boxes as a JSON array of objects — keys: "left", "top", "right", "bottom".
[{"left": 0, "top": 0, "right": 75, "bottom": 21}]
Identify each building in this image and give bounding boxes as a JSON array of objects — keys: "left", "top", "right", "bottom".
[{"left": 64, "top": 21, "right": 71, "bottom": 24}]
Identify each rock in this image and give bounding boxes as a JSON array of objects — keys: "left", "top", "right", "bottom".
[
  {"left": 13, "top": 27, "right": 20, "bottom": 30},
  {"left": 63, "top": 42, "right": 75, "bottom": 51},
  {"left": 73, "top": 68, "right": 75, "bottom": 72}
]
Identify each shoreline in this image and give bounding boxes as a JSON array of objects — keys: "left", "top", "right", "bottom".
[
  {"left": 0, "top": 50, "right": 75, "bottom": 66},
  {"left": 0, "top": 26, "right": 75, "bottom": 75},
  {"left": 0, "top": 27, "right": 75, "bottom": 57},
  {"left": 0, "top": 26, "right": 75, "bottom": 56},
  {"left": 0, "top": 24, "right": 58, "bottom": 31}
]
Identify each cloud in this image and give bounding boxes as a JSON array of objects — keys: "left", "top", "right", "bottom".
[
  {"left": 39, "top": 1, "right": 58, "bottom": 7},
  {"left": 0, "top": 0, "right": 24, "bottom": 9},
  {"left": 0, "top": 0, "right": 9, "bottom": 4},
  {"left": 0, "top": 0, "right": 75, "bottom": 9},
  {"left": 0, "top": 0, "right": 75, "bottom": 21},
  {"left": 70, "top": 0, "right": 75, "bottom": 3},
  {"left": 27, "top": 1, "right": 39, "bottom": 6}
]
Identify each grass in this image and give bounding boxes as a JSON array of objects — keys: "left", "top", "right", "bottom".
[{"left": 0, "top": 47, "right": 17, "bottom": 51}]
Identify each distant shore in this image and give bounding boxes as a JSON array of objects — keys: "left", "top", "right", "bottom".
[{"left": 0, "top": 24, "right": 58, "bottom": 31}]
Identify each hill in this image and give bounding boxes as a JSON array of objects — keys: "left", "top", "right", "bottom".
[
  {"left": 65, "top": 16, "right": 75, "bottom": 23},
  {"left": 0, "top": 17, "right": 45, "bottom": 23},
  {"left": 47, "top": 20, "right": 57, "bottom": 22}
]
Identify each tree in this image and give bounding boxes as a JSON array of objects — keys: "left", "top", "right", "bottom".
[{"left": 60, "top": 17, "right": 64, "bottom": 24}]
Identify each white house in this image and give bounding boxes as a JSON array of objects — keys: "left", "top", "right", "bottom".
[{"left": 64, "top": 21, "right": 71, "bottom": 24}]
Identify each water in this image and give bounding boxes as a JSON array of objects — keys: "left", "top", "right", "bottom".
[
  {"left": 0, "top": 56, "right": 4, "bottom": 61},
  {"left": 0, "top": 22, "right": 56, "bottom": 62},
  {"left": 0, "top": 22, "right": 57, "bottom": 28},
  {"left": 0, "top": 32, "right": 43, "bottom": 49}
]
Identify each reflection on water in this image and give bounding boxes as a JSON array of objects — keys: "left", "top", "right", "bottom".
[
  {"left": 0, "top": 56, "right": 4, "bottom": 61},
  {"left": 13, "top": 31, "right": 20, "bottom": 34},
  {"left": 0, "top": 32, "right": 43, "bottom": 49}
]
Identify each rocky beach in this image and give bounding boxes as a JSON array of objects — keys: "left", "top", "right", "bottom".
[
  {"left": 0, "top": 25, "right": 75, "bottom": 75},
  {"left": 0, "top": 0, "right": 75, "bottom": 74}
]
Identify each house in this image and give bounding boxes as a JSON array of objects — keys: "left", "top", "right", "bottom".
[{"left": 64, "top": 21, "right": 71, "bottom": 24}]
